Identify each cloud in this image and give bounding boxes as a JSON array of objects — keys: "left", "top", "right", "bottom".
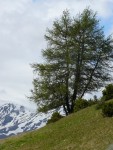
[{"left": 0, "top": 0, "right": 112, "bottom": 109}]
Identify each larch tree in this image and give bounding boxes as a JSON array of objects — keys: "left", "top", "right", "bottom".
[{"left": 30, "top": 8, "right": 113, "bottom": 115}]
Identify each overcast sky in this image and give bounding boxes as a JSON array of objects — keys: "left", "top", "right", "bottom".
[{"left": 0, "top": 0, "right": 113, "bottom": 110}]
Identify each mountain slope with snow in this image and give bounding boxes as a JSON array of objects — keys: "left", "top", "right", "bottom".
[{"left": 0, "top": 103, "right": 52, "bottom": 139}]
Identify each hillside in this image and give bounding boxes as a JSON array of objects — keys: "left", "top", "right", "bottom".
[{"left": 0, "top": 104, "right": 113, "bottom": 150}]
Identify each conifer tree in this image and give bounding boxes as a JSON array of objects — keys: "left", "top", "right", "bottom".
[{"left": 30, "top": 8, "right": 113, "bottom": 115}]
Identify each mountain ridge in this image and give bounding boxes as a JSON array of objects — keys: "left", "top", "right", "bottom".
[{"left": 0, "top": 103, "right": 52, "bottom": 139}]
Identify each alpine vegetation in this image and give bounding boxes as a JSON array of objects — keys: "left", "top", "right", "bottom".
[{"left": 30, "top": 8, "right": 113, "bottom": 115}]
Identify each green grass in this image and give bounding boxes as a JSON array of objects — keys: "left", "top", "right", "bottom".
[{"left": 0, "top": 103, "right": 113, "bottom": 150}]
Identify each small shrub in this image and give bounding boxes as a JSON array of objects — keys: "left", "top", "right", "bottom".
[
  {"left": 74, "top": 98, "right": 89, "bottom": 112},
  {"left": 47, "top": 112, "right": 63, "bottom": 124},
  {"left": 102, "top": 102, "right": 113, "bottom": 117},
  {"left": 102, "top": 84, "right": 113, "bottom": 101},
  {"left": 95, "top": 99, "right": 105, "bottom": 110}
]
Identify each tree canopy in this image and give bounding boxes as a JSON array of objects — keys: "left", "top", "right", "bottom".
[{"left": 30, "top": 8, "right": 113, "bottom": 115}]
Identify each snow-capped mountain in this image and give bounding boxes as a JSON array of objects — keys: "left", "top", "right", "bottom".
[{"left": 0, "top": 103, "right": 53, "bottom": 139}]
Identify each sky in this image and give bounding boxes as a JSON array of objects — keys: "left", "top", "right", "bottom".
[{"left": 0, "top": 0, "right": 113, "bottom": 110}]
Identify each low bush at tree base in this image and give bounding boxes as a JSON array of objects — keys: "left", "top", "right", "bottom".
[
  {"left": 74, "top": 98, "right": 89, "bottom": 112},
  {"left": 47, "top": 112, "right": 63, "bottom": 124}
]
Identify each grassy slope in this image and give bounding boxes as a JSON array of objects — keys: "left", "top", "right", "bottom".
[{"left": 0, "top": 104, "right": 113, "bottom": 150}]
